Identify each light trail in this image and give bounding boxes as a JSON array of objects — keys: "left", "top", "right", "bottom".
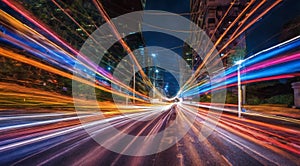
[
  {"left": 182, "top": 36, "right": 300, "bottom": 97},
  {"left": 0, "top": 93, "right": 299, "bottom": 164},
  {"left": 181, "top": 1, "right": 286, "bottom": 96},
  {"left": 51, "top": 0, "right": 92, "bottom": 41},
  {"left": 0, "top": 9, "right": 150, "bottom": 101},
  {"left": 49, "top": 0, "right": 151, "bottom": 98},
  {"left": 0, "top": 1, "right": 299, "bottom": 165},
  {"left": 220, "top": 0, "right": 283, "bottom": 58},
  {"left": 0, "top": 3, "right": 149, "bottom": 100},
  {"left": 50, "top": 0, "right": 127, "bottom": 69},
  {"left": 209, "top": 0, "right": 237, "bottom": 41},
  {"left": 92, "top": 0, "right": 150, "bottom": 85},
  {"left": 0, "top": 114, "right": 92, "bottom": 131},
  {"left": 0, "top": 47, "right": 146, "bottom": 102},
  {"left": 92, "top": 0, "right": 166, "bottom": 99},
  {"left": 179, "top": 103, "right": 300, "bottom": 156},
  {"left": 180, "top": 0, "right": 257, "bottom": 92}
]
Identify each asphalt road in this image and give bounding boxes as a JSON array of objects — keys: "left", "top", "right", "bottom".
[{"left": 0, "top": 104, "right": 299, "bottom": 165}]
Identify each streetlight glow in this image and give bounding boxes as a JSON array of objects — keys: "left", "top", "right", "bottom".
[
  {"left": 236, "top": 59, "right": 244, "bottom": 118},
  {"left": 235, "top": 59, "right": 244, "bottom": 65}
]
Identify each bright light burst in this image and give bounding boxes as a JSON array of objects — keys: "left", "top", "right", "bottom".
[{"left": 0, "top": 0, "right": 299, "bottom": 165}]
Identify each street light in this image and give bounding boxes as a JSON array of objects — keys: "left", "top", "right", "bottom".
[
  {"left": 231, "top": 36, "right": 300, "bottom": 117},
  {"left": 152, "top": 54, "right": 158, "bottom": 99},
  {"left": 235, "top": 60, "right": 244, "bottom": 118},
  {"left": 126, "top": 64, "right": 136, "bottom": 106},
  {"left": 153, "top": 68, "right": 159, "bottom": 98},
  {"left": 133, "top": 64, "right": 136, "bottom": 104}
]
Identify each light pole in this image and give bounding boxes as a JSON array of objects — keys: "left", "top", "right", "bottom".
[
  {"left": 151, "top": 53, "right": 157, "bottom": 99},
  {"left": 133, "top": 64, "right": 136, "bottom": 104},
  {"left": 153, "top": 69, "right": 159, "bottom": 98},
  {"left": 236, "top": 60, "right": 244, "bottom": 118},
  {"left": 231, "top": 36, "right": 300, "bottom": 117}
]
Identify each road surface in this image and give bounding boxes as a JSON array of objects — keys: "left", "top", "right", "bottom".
[{"left": 0, "top": 103, "right": 299, "bottom": 165}]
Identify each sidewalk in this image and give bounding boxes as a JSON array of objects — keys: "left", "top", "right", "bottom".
[{"left": 244, "top": 104, "right": 300, "bottom": 119}]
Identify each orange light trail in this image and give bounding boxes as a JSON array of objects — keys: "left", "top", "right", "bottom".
[
  {"left": 92, "top": 0, "right": 165, "bottom": 98},
  {"left": 181, "top": 0, "right": 256, "bottom": 93},
  {"left": 0, "top": 8, "right": 149, "bottom": 101},
  {"left": 0, "top": 47, "right": 145, "bottom": 102},
  {"left": 180, "top": 104, "right": 300, "bottom": 157},
  {"left": 220, "top": 0, "right": 283, "bottom": 58}
]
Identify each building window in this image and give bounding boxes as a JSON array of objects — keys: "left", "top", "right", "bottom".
[
  {"left": 208, "top": 18, "right": 215, "bottom": 24},
  {"left": 209, "top": 9, "right": 215, "bottom": 14}
]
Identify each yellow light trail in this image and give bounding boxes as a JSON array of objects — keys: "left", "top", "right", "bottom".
[
  {"left": 220, "top": 0, "right": 283, "bottom": 58},
  {"left": 0, "top": 47, "right": 145, "bottom": 102},
  {"left": 0, "top": 8, "right": 149, "bottom": 100},
  {"left": 180, "top": 0, "right": 257, "bottom": 93},
  {"left": 181, "top": 0, "right": 284, "bottom": 94}
]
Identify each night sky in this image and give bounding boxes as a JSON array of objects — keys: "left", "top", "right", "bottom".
[
  {"left": 246, "top": 0, "right": 300, "bottom": 57},
  {"left": 142, "top": 0, "right": 190, "bottom": 97},
  {"left": 143, "top": 0, "right": 190, "bottom": 55}
]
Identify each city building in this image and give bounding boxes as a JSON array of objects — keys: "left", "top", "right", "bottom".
[{"left": 190, "top": 0, "right": 249, "bottom": 67}]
